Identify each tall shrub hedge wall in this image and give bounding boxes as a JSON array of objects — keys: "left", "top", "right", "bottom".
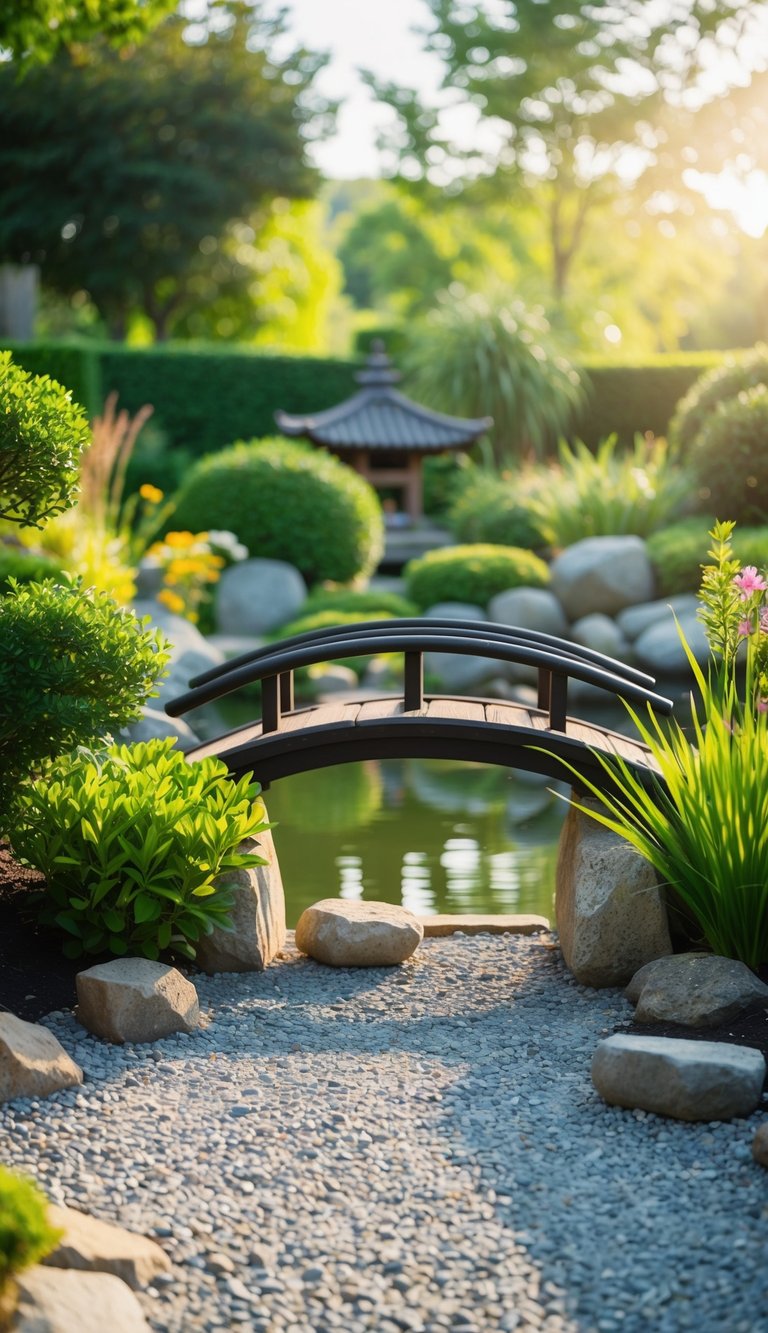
[{"left": 2, "top": 339, "right": 731, "bottom": 454}]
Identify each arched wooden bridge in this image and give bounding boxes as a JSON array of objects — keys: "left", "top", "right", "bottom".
[{"left": 166, "top": 618, "right": 673, "bottom": 793}]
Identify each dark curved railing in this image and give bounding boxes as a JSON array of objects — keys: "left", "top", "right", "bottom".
[{"left": 167, "top": 616, "right": 673, "bottom": 735}]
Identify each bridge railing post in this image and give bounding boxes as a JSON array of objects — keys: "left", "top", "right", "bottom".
[
  {"left": 404, "top": 650, "right": 424, "bottom": 711},
  {"left": 262, "top": 675, "right": 281, "bottom": 733},
  {"left": 548, "top": 672, "right": 568, "bottom": 731},
  {"left": 279, "top": 670, "right": 294, "bottom": 714}
]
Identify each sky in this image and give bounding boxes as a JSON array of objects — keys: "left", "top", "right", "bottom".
[{"left": 271, "top": 0, "right": 768, "bottom": 237}]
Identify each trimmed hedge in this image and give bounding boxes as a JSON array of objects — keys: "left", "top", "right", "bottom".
[
  {"left": 167, "top": 437, "right": 383, "bottom": 585},
  {"left": 669, "top": 344, "right": 768, "bottom": 454},
  {"left": 2, "top": 339, "right": 734, "bottom": 458},
  {"left": 405, "top": 543, "right": 550, "bottom": 610}
]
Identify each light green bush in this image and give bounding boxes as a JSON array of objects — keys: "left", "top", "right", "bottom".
[
  {"left": 9, "top": 739, "right": 268, "bottom": 960},
  {"left": 447, "top": 470, "right": 545, "bottom": 549},
  {"left": 167, "top": 437, "right": 383, "bottom": 585},
  {"left": 405, "top": 544, "right": 549, "bottom": 611},
  {"left": 688, "top": 385, "right": 768, "bottom": 525},
  {"left": 669, "top": 343, "right": 768, "bottom": 454},
  {"left": 0, "top": 351, "right": 88, "bottom": 529},
  {"left": 0, "top": 1168, "right": 61, "bottom": 1300},
  {"left": 298, "top": 588, "right": 418, "bottom": 620}
]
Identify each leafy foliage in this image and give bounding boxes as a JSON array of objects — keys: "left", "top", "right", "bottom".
[
  {"left": 269, "top": 608, "right": 398, "bottom": 680},
  {"left": 0, "top": 0, "right": 172, "bottom": 68},
  {"left": 648, "top": 518, "right": 768, "bottom": 596},
  {"left": 560, "top": 524, "right": 768, "bottom": 968},
  {"left": 0, "top": 4, "right": 331, "bottom": 338},
  {"left": 0, "top": 580, "right": 169, "bottom": 826},
  {"left": 0, "top": 1168, "right": 61, "bottom": 1297},
  {"left": 406, "top": 544, "right": 550, "bottom": 611},
  {"left": 9, "top": 739, "right": 268, "bottom": 960},
  {"left": 669, "top": 343, "right": 768, "bottom": 454},
  {"left": 168, "top": 438, "right": 383, "bottom": 586},
  {"left": 526, "top": 435, "right": 691, "bottom": 549},
  {"left": 0, "top": 352, "right": 87, "bottom": 529},
  {"left": 0, "top": 547, "right": 66, "bottom": 591},
  {"left": 688, "top": 385, "right": 768, "bottom": 524},
  {"left": 447, "top": 470, "right": 545, "bottom": 549},
  {"left": 404, "top": 293, "right": 583, "bottom": 464},
  {"left": 299, "top": 588, "right": 418, "bottom": 620}
]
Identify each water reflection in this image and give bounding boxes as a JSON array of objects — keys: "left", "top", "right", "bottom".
[{"left": 264, "top": 758, "right": 567, "bottom": 927}]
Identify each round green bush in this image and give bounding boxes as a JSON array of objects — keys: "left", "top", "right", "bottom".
[
  {"left": 0, "top": 350, "right": 88, "bottom": 529},
  {"left": 270, "top": 608, "right": 396, "bottom": 679},
  {"left": 448, "top": 471, "right": 544, "bottom": 549},
  {"left": 669, "top": 344, "right": 768, "bottom": 454},
  {"left": 688, "top": 386, "right": 768, "bottom": 524},
  {"left": 405, "top": 543, "right": 550, "bottom": 611},
  {"left": 167, "top": 437, "right": 384, "bottom": 585},
  {"left": 647, "top": 516, "right": 768, "bottom": 595},
  {"left": 299, "top": 587, "right": 418, "bottom": 620},
  {"left": 0, "top": 1167, "right": 61, "bottom": 1298},
  {"left": 0, "top": 547, "right": 66, "bottom": 590}
]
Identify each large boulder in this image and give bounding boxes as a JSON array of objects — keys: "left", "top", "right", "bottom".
[
  {"left": 195, "top": 831, "right": 286, "bottom": 974},
  {"left": 550, "top": 536, "right": 655, "bottom": 620},
  {"left": 76, "top": 959, "right": 199, "bottom": 1044},
  {"left": 487, "top": 587, "right": 568, "bottom": 638},
  {"left": 44, "top": 1206, "right": 171, "bottom": 1290},
  {"left": 11, "top": 1267, "right": 150, "bottom": 1333},
  {"left": 634, "top": 608, "right": 710, "bottom": 675},
  {"left": 616, "top": 594, "right": 699, "bottom": 642},
  {"left": 570, "top": 613, "right": 630, "bottom": 661},
  {"left": 132, "top": 600, "right": 225, "bottom": 709},
  {"left": 0, "top": 1014, "right": 83, "bottom": 1103},
  {"left": 556, "top": 800, "right": 672, "bottom": 987},
  {"left": 591, "top": 1034, "right": 766, "bottom": 1122},
  {"left": 423, "top": 647, "right": 495, "bottom": 692},
  {"left": 424, "top": 601, "right": 485, "bottom": 621},
  {"left": 215, "top": 558, "right": 307, "bottom": 635},
  {"left": 118, "top": 706, "right": 200, "bottom": 753},
  {"left": 627, "top": 953, "right": 768, "bottom": 1027},
  {"left": 295, "top": 898, "right": 423, "bottom": 967}
]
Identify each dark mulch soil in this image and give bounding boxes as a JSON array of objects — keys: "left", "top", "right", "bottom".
[{"left": 2, "top": 844, "right": 768, "bottom": 1074}]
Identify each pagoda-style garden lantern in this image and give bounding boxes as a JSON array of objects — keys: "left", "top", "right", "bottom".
[{"left": 275, "top": 341, "right": 492, "bottom": 524}]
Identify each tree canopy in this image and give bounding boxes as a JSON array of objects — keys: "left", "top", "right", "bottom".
[
  {"left": 0, "top": 0, "right": 173, "bottom": 67},
  {"left": 368, "top": 0, "right": 763, "bottom": 300},
  {"left": 0, "top": 2, "right": 334, "bottom": 337}
]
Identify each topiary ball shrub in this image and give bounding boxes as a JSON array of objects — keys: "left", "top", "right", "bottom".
[
  {"left": 0, "top": 1167, "right": 61, "bottom": 1308},
  {"left": 166, "top": 437, "right": 383, "bottom": 586},
  {"left": 447, "top": 471, "right": 545, "bottom": 549},
  {"left": 669, "top": 343, "right": 768, "bottom": 455},
  {"left": 299, "top": 587, "right": 418, "bottom": 620},
  {"left": 405, "top": 543, "right": 550, "bottom": 611},
  {"left": 269, "top": 608, "right": 397, "bottom": 679},
  {"left": 688, "top": 386, "right": 768, "bottom": 524},
  {"left": 0, "top": 350, "right": 88, "bottom": 529}
]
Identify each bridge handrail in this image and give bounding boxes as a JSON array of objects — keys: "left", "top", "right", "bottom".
[
  {"left": 187, "top": 616, "right": 656, "bottom": 691},
  {"left": 166, "top": 620, "right": 673, "bottom": 734}
]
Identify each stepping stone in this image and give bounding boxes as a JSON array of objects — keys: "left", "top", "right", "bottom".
[
  {"left": 419, "top": 915, "right": 550, "bottom": 937},
  {"left": 295, "top": 899, "right": 423, "bottom": 967},
  {"left": 627, "top": 953, "right": 768, "bottom": 1027},
  {"left": 12, "top": 1266, "right": 150, "bottom": 1332},
  {"left": 0, "top": 1013, "right": 82, "bottom": 1103},
  {"left": 76, "top": 959, "right": 199, "bottom": 1044},
  {"left": 591, "top": 1033, "right": 766, "bottom": 1122}
]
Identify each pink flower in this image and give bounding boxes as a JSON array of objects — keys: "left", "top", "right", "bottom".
[
  {"left": 733, "top": 566, "right": 768, "bottom": 600},
  {"left": 738, "top": 618, "right": 753, "bottom": 637},
  {"left": 760, "top": 607, "right": 768, "bottom": 634},
  {"left": 757, "top": 698, "right": 768, "bottom": 713}
]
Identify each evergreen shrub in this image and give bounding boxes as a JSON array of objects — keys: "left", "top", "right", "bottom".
[
  {"left": 0, "top": 548, "right": 66, "bottom": 590},
  {"left": 447, "top": 471, "right": 545, "bottom": 549},
  {"left": 0, "top": 351, "right": 88, "bottom": 528},
  {"left": 669, "top": 344, "right": 768, "bottom": 454},
  {"left": 405, "top": 544, "right": 550, "bottom": 611},
  {"left": 647, "top": 517, "right": 768, "bottom": 595},
  {"left": 0, "top": 1168, "right": 61, "bottom": 1301},
  {"left": 688, "top": 385, "right": 768, "bottom": 524},
  {"left": 167, "top": 437, "right": 383, "bottom": 585},
  {"left": 299, "top": 588, "right": 418, "bottom": 620}
]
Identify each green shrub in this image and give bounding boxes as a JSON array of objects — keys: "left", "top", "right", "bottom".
[
  {"left": 2, "top": 339, "right": 102, "bottom": 416},
  {"left": 576, "top": 354, "right": 722, "bottom": 448},
  {"left": 422, "top": 452, "right": 476, "bottom": 518},
  {"left": 0, "top": 351, "right": 88, "bottom": 529},
  {"left": 688, "top": 385, "right": 768, "bottom": 524},
  {"left": 9, "top": 739, "right": 268, "bottom": 960},
  {"left": 270, "top": 608, "right": 396, "bottom": 679},
  {"left": 0, "top": 547, "right": 66, "bottom": 590},
  {"left": 0, "top": 1169, "right": 61, "bottom": 1300},
  {"left": 299, "top": 587, "right": 418, "bottom": 620},
  {"left": 647, "top": 516, "right": 768, "bottom": 595},
  {"left": 527, "top": 435, "right": 691, "bottom": 549},
  {"left": 0, "top": 580, "right": 169, "bottom": 826},
  {"left": 447, "top": 470, "right": 545, "bottom": 549},
  {"left": 167, "top": 437, "right": 383, "bottom": 585},
  {"left": 405, "top": 544, "right": 550, "bottom": 611},
  {"left": 669, "top": 344, "right": 768, "bottom": 454}
]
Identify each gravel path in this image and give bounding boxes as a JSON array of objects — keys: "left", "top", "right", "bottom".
[{"left": 2, "top": 934, "right": 767, "bottom": 1333}]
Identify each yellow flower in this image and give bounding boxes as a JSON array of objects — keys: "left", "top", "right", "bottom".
[
  {"left": 139, "top": 484, "right": 164, "bottom": 504},
  {"left": 157, "top": 588, "right": 185, "bottom": 614},
  {"left": 165, "top": 530, "right": 196, "bottom": 548}
]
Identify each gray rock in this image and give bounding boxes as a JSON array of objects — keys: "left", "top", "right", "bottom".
[
  {"left": 625, "top": 951, "right": 710, "bottom": 1004},
  {"left": 616, "top": 595, "right": 699, "bottom": 642},
  {"left": 118, "top": 706, "right": 200, "bottom": 753},
  {"left": 206, "top": 634, "right": 266, "bottom": 660},
  {"left": 44, "top": 1204, "right": 171, "bottom": 1289},
  {"left": 295, "top": 898, "right": 423, "bottom": 967},
  {"left": 423, "top": 649, "right": 494, "bottom": 691},
  {"left": 487, "top": 587, "right": 569, "bottom": 638},
  {"left": 634, "top": 609, "right": 710, "bottom": 675},
  {"left": 196, "top": 831, "right": 286, "bottom": 974},
  {"left": 0, "top": 1014, "right": 83, "bottom": 1103},
  {"left": 424, "top": 602, "right": 485, "bottom": 621},
  {"left": 76, "top": 959, "right": 200, "bottom": 1044},
  {"left": 215, "top": 558, "right": 307, "bottom": 635},
  {"left": 308, "top": 663, "right": 359, "bottom": 695},
  {"left": 551, "top": 537, "right": 655, "bottom": 620},
  {"left": 132, "top": 601, "right": 225, "bottom": 708},
  {"left": 555, "top": 799, "right": 672, "bottom": 987},
  {"left": 11, "top": 1266, "right": 151, "bottom": 1332},
  {"left": 570, "top": 613, "right": 630, "bottom": 661},
  {"left": 628, "top": 953, "right": 768, "bottom": 1027},
  {"left": 591, "top": 1033, "right": 766, "bottom": 1121}
]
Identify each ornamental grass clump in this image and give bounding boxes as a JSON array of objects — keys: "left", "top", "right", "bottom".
[
  {"left": 559, "top": 521, "right": 768, "bottom": 969},
  {"left": 8, "top": 739, "right": 268, "bottom": 961}
]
